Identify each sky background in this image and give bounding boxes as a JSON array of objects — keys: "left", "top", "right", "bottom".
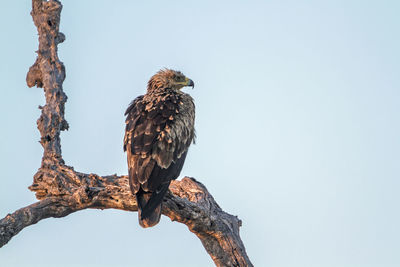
[{"left": 1, "top": 0, "right": 400, "bottom": 266}]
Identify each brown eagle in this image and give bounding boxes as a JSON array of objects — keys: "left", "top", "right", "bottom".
[{"left": 124, "top": 69, "right": 195, "bottom": 228}]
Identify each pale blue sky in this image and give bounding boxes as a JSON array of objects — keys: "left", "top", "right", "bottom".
[{"left": 1, "top": 1, "right": 400, "bottom": 266}]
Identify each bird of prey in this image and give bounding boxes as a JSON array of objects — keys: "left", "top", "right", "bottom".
[{"left": 124, "top": 69, "right": 195, "bottom": 228}]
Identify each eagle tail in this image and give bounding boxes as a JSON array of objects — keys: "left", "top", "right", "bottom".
[{"left": 136, "top": 183, "right": 169, "bottom": 228}]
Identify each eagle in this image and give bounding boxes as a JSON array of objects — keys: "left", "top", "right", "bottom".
[{"left": 124, "top": 69, "right": 195, "bottom": 228}]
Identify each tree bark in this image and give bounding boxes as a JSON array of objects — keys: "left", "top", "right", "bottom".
[{"left": 0, "top": 1, "right": 253, "bottom": 266}]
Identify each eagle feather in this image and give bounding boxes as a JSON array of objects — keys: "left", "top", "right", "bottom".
[{"left": 124, "top": 69, "right": 195, "bottom": 228}]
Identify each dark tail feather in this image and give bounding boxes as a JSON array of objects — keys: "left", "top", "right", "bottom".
[{"left": 135, "top": 183, "right": 169, "bottom": 228}]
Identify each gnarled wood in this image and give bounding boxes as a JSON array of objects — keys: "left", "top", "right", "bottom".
[{"left": 0, "top": 1, "right": 253, "bottom": 266}]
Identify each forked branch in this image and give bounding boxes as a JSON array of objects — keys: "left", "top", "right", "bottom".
[{"left": 0, "top": 1, "right": 253, "bottom": 266}]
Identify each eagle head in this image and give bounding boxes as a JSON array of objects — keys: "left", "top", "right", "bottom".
[{"left": 147, "top": 69, "right": 194, "bottom": 92}]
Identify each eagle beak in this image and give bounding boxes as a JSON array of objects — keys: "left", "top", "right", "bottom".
[{"left": 185, "top": 78, "right": 195, "bottom": 89}]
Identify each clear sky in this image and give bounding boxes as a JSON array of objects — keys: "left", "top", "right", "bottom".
[{"left": 1, "top": 1, "right": 399, "bottom": 266}]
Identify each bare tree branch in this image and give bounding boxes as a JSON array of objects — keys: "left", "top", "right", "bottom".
[{"left": 1, "top": 1, "right": 253, "bottom": 266}]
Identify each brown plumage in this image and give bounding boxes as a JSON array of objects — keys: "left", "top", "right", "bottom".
[{"left": 124, "top": 69, "right": 195, "bottom": 228}]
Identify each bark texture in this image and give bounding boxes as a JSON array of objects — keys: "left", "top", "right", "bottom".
[{"left": 0, "top": 1, "right": 253, "bottom": 266}]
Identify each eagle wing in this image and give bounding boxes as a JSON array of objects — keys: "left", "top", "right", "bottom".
[{"left": 123, "top": 93, "right": 193, "bottom": 199}]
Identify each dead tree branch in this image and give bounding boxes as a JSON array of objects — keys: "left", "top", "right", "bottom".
[{"left": 0, "top": 1, "right": 253, "bottom": 266}]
